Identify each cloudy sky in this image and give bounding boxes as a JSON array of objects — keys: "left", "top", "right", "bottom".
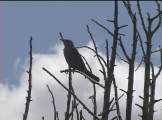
[{"left": 1, "top": 1, "right": 162, "bottom": 120}]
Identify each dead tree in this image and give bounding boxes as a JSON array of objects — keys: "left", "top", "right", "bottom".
[
  {"left": 43, "top": 1, "right": 162, "bottom": 120},
  {"left": 123, "top": 1, "right": 162, "bottom": 120},
  {"left": 23, "top": 37, "right": 33, "bottom": 120},
  {"left": 23, "top": 1, "right": 162, "bottom": 120}
]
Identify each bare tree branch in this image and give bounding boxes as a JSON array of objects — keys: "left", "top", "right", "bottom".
[
  {"left": 106, "top": 39, "right": 110, "bottom": 76},
  {"left": 109, "top": 93, "right": 124, "bottom": 112},
  {"left": 69, "top": 100, "right": 79, "bottom": 118},
  {"left": 118, "top": 37, "right": 130, "bottom": 62},
  {"left": 137, "top": 1, "right": 147, "bottom": 34},
  {"left": 71, "top": 87, "right": 79, "bottom": 120},
  {"left": 135, "top": 57, "right": 144, "bottom": 71},
  {"left": 76, "top": 46, "right": 107, "bottom": 67},
  {"left": 23, "top": 36, "right": 33, "bottom": 120},
  {"left": 80, "top": 54, "right": 92, "bottom": 73},
  {"left": 93, "top": 84, "right": 97, "bottom": 120},
  {"left": 118, "top": 24, "right": 128, "bottom": 29},
  {"left": 135, "top": 104, "right": 143, "bottom": 110},
  {"left": 65, "top": 66, "right": 72, "bottom": 120},
  {"left": 112, "top": 76, "right": 123, "bottom": 120},
  {"left": 60, "top": 69, "right": 105, "bottom": 88},
  {"left": 102, "top": 2, "right": 119, "bottom": 119},
  {"left": 86, "top": 25, "right": 107, "bottom": 80},
  {"left": 46, "top": 84, "right": 57, "bottom": 120},
  {"left": 125, "top": 13, "right": 138, "bottom": 120},
  {"left": 76, "top": 46, "right": 107, "bottom": 66},
  {"left": 154, "top": 98, "right": 162, "bottom": 103},
  {"left": 120, "top": 89, "right": 127, "bottom": 94},
  {"left": 123, "top": 1, "right": 146, "bottom": 56},
  {"left": 152, "top": 1, "right": 162, "bottom": 35},
  {"left": 151, "top": 49, "right": 162, "bottom": 53},
  {"left": 116, "top": 53, "right": 129, "bottom": 63}
]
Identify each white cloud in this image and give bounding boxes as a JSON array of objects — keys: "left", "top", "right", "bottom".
[
  {"left": 14, "top": 57, "right": 21, "bottom": 70},
  {"left": 0, "top": 42, "right": 162, "bottom": 120},
  {"left": 13, "top": 57, "right": 21, "bottom": 78}
]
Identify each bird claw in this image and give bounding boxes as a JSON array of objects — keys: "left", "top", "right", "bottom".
[
  {"left": 70, "top": 68, "right": 75, "bottom": 74},
  {"left": 64, "top": 69, "right": 69, "bottom": 74}
]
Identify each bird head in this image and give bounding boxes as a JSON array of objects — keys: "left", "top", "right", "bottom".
[{"left": 61, "top": 39, "right": 74, "bottom": 47}]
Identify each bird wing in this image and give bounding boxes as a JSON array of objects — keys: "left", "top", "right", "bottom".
[{"left": 64, "top": 47, "right": 87, "bottom": 72}]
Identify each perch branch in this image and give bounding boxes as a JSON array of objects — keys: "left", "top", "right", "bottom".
[{"left": 60, "top": 69, "right": 105, "bottom": 88}]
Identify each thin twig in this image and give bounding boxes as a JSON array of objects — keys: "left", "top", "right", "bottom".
[
  {"left": 151, "top": 1, "right": 162, "bottom": 34},
  {"left": 137, "top": 1, "right": 147, "bottom": 34},
  {"left": 151, "top": 49, "right": 162, "bottom": 53},
  {"left": 87, "top": 25, "right": 107, "bottom": 80},
  {"left": 154, "top": 98, "right": 162, "bottom": 103},
  {"left": 152, "top": 46, "right": 162, "bottom": 81},
  {"left": 116, "top": 53, "right": 129, "bottom": 63},
  {"left": 76, "top": 46, "right": 107, "bottom": 67},
  {"left": 109, "top": 94, "right": 124, "bottom": 112},
  {"left": 71, "top": 87, "right": 79, "bottom": 120},
  {"left": 118, "top": 24, "right": 128, "bottom": 29},
  {"left": 135, "top": 57, "right": 144, "bottom": 71},
  {"left": 118, "top": 37, "right": 130, "bottom": 62},
  {"left": 112, "top": 76, "right": 122, "bottom": 120},
  {"left": 69, "top": 100, "right": 79, "bottom": 118},
  {"left": 46, "top": 84, "right": 57, "bottom": 120},
  {"left": 135, "top": 104, "right": 143, "bottom": 110},
  {"left": 80, "top": 54, "right": 92, "bottom": 73}
]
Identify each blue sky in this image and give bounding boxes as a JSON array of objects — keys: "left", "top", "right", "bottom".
[
  {"left": 2, "top": 1, "right": 162, "bottom": 85},
  {"left": 1, "top": 1, "right": 114, "bottom": 86},
  {"left": 2, "top": 1, "right": 162, "bottom": 86},
  {"left": 1, "top": 1, "right": 162, "bottom": 120}
]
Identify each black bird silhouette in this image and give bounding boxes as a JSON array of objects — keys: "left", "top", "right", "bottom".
[{"left": 61, "top": 39, "right": 100, "bottom": 82}]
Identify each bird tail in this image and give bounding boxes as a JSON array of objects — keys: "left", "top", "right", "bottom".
[{"left": 84, "top": 71, "right": 100, "bottom": 82}]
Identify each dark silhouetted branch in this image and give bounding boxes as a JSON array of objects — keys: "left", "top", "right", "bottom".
[
  {"left": 116, "top": 53, "right": 129, "bottom": 63},
  {"left": 65, "top": 66, "right": 72, "bottom": 120},
  {"left": 151, "top": 1, "right": 162, "bottom": 34},
  {"left": 46, "top": 84, "right": 57, "bottom": 120},
  {"left": 137, "top": 1, "right": 147, "bottom": 34},
  {"left": 135, "top": 104, "right": 143, "bottom": 110},
  {"left": 123, "top": 1, "right": 146, "bottom": 56},
  {"left": 118, "top": 37, "right": 130, "bottom": 62},
  {"left": 106, "top": 39, "right": 110, "bottom": 76},
  {"left": 87, "top": 25, "right": 107, "bottom": 80},
  {"left": 135, "top": 57, "right": 144, "bottom": 71},
  {"left": 23, "top": 36, "right": 33, "bottom": 120},
  {"left": 77, "top": 46, "right": 107, "bottom": 67},
  {"left": 60, "top": 69, "right": 105, "bottom": 88},
  {"left": 112, "top": 76, "right": 123, "bottom": 120}
]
